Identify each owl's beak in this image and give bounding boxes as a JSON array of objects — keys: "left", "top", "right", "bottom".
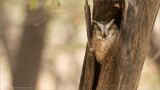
[
  {"left": 102, "top": 32, "right": 106, "bottom": 38},
  {"left": 103, "top": 34, "right": 106, "bottom": 38}
]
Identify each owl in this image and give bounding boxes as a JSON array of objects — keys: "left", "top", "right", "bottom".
[{"left": 91, "top": 19, "right": 118, "bottom": 63}]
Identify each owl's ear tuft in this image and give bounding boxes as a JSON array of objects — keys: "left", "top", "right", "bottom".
[
  {"left": 105, "top": 19, "right": 115, "bottom": 27},
  {"left": 109, "top": 19, "right": 115, "bottom": 25},
  {"left": 93, "top": 20, "right": 98, "bottom": 24},
  {"left": 93, "top": 20, "right": 103, "bottom": 29}
]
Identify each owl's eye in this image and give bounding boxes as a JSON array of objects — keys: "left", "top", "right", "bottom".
[{"left": 98, "top": 28, "right": 101, "bottom": 31}]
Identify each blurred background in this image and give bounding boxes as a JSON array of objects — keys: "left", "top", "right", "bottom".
[{"left": 0, "top": 0, "right": 159, "bottom": 90}]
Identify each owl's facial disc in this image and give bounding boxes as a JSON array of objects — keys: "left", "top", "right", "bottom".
[{"left": 93, "top": 19, "right": 116, "bottom": 39}]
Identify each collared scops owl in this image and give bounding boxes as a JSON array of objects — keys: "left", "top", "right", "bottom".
[{"left": 91, "top": 19, "right": 118, "bottom": 63}]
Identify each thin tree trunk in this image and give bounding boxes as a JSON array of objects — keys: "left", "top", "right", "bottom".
[{"left": 79, "top": 0, "right": 160, "bottom": 90}]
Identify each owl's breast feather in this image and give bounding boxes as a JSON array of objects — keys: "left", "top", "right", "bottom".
[{"left": 94, "top": 39, "right": 114, "bottom": 62}]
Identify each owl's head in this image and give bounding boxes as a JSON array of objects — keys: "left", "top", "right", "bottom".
[{"left": 93, "top": 19, "right": 116, "bottom": 39}]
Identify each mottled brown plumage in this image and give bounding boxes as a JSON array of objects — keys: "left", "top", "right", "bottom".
[{"left": 91, "top": 19, "right": 118, "bottom": 63}]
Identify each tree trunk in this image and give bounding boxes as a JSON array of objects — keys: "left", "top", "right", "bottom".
[
  {"left": 79, "top": 0, "right": 160, "bottom": 90},
  {"left": 12, "top": 7, "right": 50, "bottom": 90},
  {"left": 0, "top": 1, "right": 50, "bottom": 89}
]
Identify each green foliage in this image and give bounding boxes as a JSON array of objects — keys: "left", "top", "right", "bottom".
[
  {"left": 56, "top": 0, "right": 61, "bottom": 7},
  {"left": 30, "top": 0, "right": 37, "bottom": 9},
  {"left": 51, "top": 0, "right": 61, "bottom": 7},
  {"left": 45, "top": 0, "right": 49, "bottom": 2},
  {"left": 30, "top": 0, "right": 61, "bottom": 9}
]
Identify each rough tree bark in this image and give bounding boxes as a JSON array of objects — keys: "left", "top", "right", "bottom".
[{"left": 79, "top": 0, "right": 160, "bottom": 90}]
